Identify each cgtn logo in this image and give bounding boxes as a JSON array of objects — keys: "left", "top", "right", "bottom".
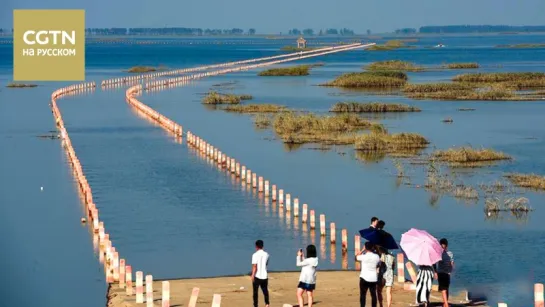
[{"left": 21, "top": 30, "right": 77, "bottom": 56}]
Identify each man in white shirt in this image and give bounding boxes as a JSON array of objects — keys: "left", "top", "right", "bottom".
[
  {"left": 251, "top": 240, "right": 270, "bottom": 307},
  {"left": 356, "top": 242, "right": 380, "bottom": 307}
]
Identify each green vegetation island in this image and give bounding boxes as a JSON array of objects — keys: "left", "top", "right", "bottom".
[{"left": 6, "top": 83, "right": 37, "bottom": 88}]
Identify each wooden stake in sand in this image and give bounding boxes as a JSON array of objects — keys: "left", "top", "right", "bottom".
[
  {"left": 279, "top": 189, "right": 284, "bottom": 206},
  {"left": 264, "top": 180, "right": 269, "bottom": 196},
  {"left": 286, "top": 194, "right": 291, "bottom": 211},
  {"left": 125, "top": 266, "right": 133, "bottom": 295},
  {"left": 188, "top": 287, "right": 200, "bottom": 307},
  {"left": 136, "top": 271, "right": 144, "bottom": 303},
  {"left": 405, "top": 262, "right": 418, "bottom": 284},
  {"left": 119, "top": 259, "right": 126, "bottom": 288},
  {"left": 397, "top": 253, "right": 405, "bottom": 282},
  {"left": 536, "top": 284, "right": 544, "bottom": 307},
  {"left": 293, "top": 199, "right": 299, "bottom": 217},
  {"left": 302, "top": 204, "right": 308, "bottom": 223},
  {"left": 310, "top": 210, "right": 315, "bottom": 229},
  {"left": 212, "top": 294, "right": 222, "bottom": 307},
  {"left": 146, "top": 275, "right": 153, "bottom": 307},
  {"left": 272, "top": 185, "right": 277, "bottom": 201},
  {"left": 162, "top": 281, "right": 170, "bottom": 307}
]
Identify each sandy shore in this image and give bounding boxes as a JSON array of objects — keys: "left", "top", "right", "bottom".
[{"left": 107, "top": 271, "right": 476, "bottom": 307}]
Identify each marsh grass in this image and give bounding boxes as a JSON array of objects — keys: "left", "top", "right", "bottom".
[
  {"left": 354, "top": 131, "right": 429, "bottom": 152},
  {"left": 273, "top": 112, "right": 383, "bottom": 144},
  {"left": 496, "top": 44, "right": 545, "bottom": 49},
  {"left": 404, "top": 74, "right": 545, "bottom": 100},
  {"left": 223, "top": 104, "right": 287, "bottom": 113},
  {"left": 6, "top": 83, "right": 37, "bottom": 88},
  {"left": 202, "top": 91, "right": 253, "bottom": 104},
  {"left": 127, "top": 66, "right": 167, "bottom": 73},
  {"left": 322, "top": 71, "right": 408, "bottom": 88},
  {"left": 258, "top": 65, "right": 315, "bottom": 76},
  {"left": 432, "top": 146, "right": 511, "bottom": 165},
  {"left": 366, "top": 60, "right": 424, "bottom": 72},
  {"left": 485, "top": 197, "right": 531, "bottom": 213},
  {"left": 367, "top": 40, "right": 407, "bottom": 51},
  {"left": 355, "top": 151, "right": 387, "bottom": 163},
  {"left": 403, "top": 83, "right": 474, "bottom": 93},
  {"left": 253, "top": 114, "right": 272, "bottom": 129},
  {"left": 405, "top": 86, "right": 523, "bottom": 101},
  {"left": 505, "top": 173, "right": 545, "bottom": 190},
  {"left": 444, "top": 63, "right": 480, "bottom": 69},
  {"left": 452, "top": 186, "right": 479, "bottom": 199},
  {"left": 280, "top": 46, "right": 317, "bottom": 52},
  {"left": 453, "top": 72, "right": 545, "bottom": 85},
  {"left": 330, "top": 102, "right": 420, "bottom": 113}
]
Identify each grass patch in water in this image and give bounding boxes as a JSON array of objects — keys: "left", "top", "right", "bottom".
[
  {"left": 202, "top": 91, "right": 253, "bottom": 104},
  {"left": 367, "top": 40, "right": 407, "bottom": 51},
  {"left": 224, "top": 104, "right": 287, "bottom": 113},
  {"left": 280, "top": 46, "right": 317, "bottom": 52},
  {"left": 354, "top": 131, "right": 429, "bottom": 152},
  {"left": 366, "top": 60, "right": 424, "bottom": 72},
  {"left": 258, "top": 64, "right": 320, "bottom": 76},
  {"left": 453, "top": 72, "right": 545, "bottom": 88},
  {"left": 126, "top": 66, "right": 167, "bottom": 73},
  {"left": 6, "top": 83, "right": 37, "bottom": 88},
  {"left": 253, "top": 114, "right": 272, "bottom": 129},
  {"left": 403, "top": 83, "right": 473, "bottom": 93},
  {"left": 273, "top": 112, "right": 384, "bottom": 144},
  {"left": 402, "top": 83, "right": 529, "bottom": 100},
  {"left": 432, "top": 146, "right": 511, "bottom": 165},
  {"left": 322, "top": 71, "right": 407, "bottom": 88},
  {"left": 485, "top": 197, "right": 531, "bottom": 213},
  {"left": 505, "top": 173, "right": 545, "bottom": 190},
  {"left": 330, "top": 102, "right": 420, "bottom": 113},
  {"left": 496, "top": 44, "right": 545, "bottom": 49},
  {"left": 444, "top": 63, "right": 480, "bottom": 69}
]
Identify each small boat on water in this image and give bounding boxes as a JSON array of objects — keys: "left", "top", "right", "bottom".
[{"left": 434, "top": 44, "right": 446, "bottom": 48}]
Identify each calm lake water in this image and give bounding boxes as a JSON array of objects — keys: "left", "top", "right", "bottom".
[{"left": 1, "top": 34, "right": 545, "bottom": 307}]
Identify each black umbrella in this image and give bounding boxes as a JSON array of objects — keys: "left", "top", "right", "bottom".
[{"left": 358, "top": 227, "right": 399, "bottom": 250}]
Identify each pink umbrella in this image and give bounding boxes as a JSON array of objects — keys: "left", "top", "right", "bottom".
[{"left": 400, "top": 228, "right": 443, "bottom": 266}]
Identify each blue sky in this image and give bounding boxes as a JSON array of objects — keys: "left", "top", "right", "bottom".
[{"left": 3, "top": 0, "right": 545, "bottom": 33}]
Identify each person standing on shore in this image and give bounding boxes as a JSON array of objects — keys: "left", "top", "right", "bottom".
[
  {"left": 370, "top": 217, "right": 379, "bottom": 229},
  {"left": 416, "top": 265, "right": 435, "bottom": 307},
  {"left": 296, "top": 245, "right": 318, "bottom": 307},
  {"left": 356, "top": 242, "right": 381, "bottom": 307},
  {"left": 376, "top": 246, "right": 395, "bottom": 307},
  {"left": 251, "top": 240, "right": 270, "bottom": 307},
  {"left": 435, "top": 238, "right": 454, "bottom": 307}
]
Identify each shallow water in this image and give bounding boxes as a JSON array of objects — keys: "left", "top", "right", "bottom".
[{"left": 1, "top": 35, "right": 545, "bottom": 307}]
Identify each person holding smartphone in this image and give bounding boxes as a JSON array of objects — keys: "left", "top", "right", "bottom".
[
  {"left": 296, "top": 245, "right": 318, "bottom": 307},
  {"left": 356, "top": 241, "right": 380, "bottom": 307}
]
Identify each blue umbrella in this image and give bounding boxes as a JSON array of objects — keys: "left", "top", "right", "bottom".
[{"left": 358, "top": 227, "right": 399, "bottom": 250}]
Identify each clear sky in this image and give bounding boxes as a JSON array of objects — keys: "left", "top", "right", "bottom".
[{"left": 2, "top": 0, "right": 545, "bottom": 33}]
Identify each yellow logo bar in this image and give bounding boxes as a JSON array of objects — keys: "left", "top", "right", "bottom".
[{"left": 13, "top": 9, "right": 85, "bottom": 81}]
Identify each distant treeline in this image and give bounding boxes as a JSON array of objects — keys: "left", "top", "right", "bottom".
[
  {"left": 419, "top": 25, "right": 545, "bottom": 33},
  {"left": 287, "top": 28, "right": 355, "bottom": 36},
  {"left": 83, "top": 27, "right": 357, "bottom": 36},
  {"left": 85, "top": 27, "right": 253, "bottom": 36}
]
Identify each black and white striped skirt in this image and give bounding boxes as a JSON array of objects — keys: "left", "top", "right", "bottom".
[{"left": 416, "top": 266, "right": 434, "bottom": 304}]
